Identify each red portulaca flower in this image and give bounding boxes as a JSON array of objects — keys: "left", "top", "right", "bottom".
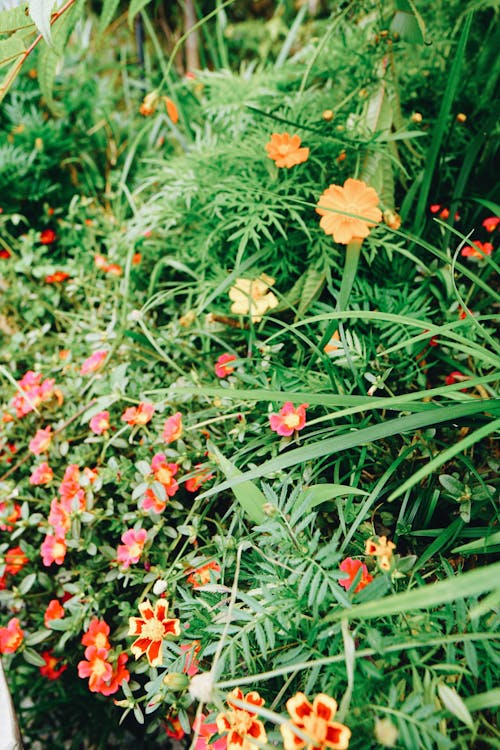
[
  {"left": 4, "top": 546, "right": 29, "bottom": 575},
  {"left": 281, "top": 692, "right": 351, "bottom": 750},
  {"left": 482, "top": 216, "right": 500, "bottom": 232},
  {"left": 0, "top": 617, "right": 24, "bottom": 654},
  {"left": 81, "top": 618, "right": 111, "bottom": 652},
  {"left": 29, "top": 426, "right": 52, "bottom": 455},
  {"left": 461, "top": 241, "right": 493, "bottom": 259},
  {"left": 39, "top": 650, "right": 67, "bottom": 680},
  {"left": 89, "top": 411, "right": 110, "bottom": 435},
  {"left": 30, "top": 461, "right": 53, "bottom": 485},
  {"left": 128, "top": 599, "right": 181, "bottom": 667},
  {"left": 39, "top": 228, "right": 56, "bottom": 244},
  {"left": 193, "top": 714, "right": 228, "bottom": 750},
  {"left": 44, "top": 599, "right": 65, "bottom": 627},
  {"left": 216, "top": 688, "right": 266, "bottom": 750},
  {"left": 215, "top": 353, "right": 237, "bottom": 378},
  {"left": 40, "top": 534, "right": 67, "bottom": 566},
  {"left": 77, "top": 646, "right": 113, "bottom": 692},
  {"left": 269, "top": 402, "right": 308, "bottom": 437},
  {"left": 338, "top": 558, "right": 373, "bottom": 593},
  {"left": 162, "top": 412, "right": 183, "bottom": 443},
  {"left": 121, "top": 401, "right": 155, "bottom": 426},
  {"left": 185, "top": 464, "right": 214, "bottom": 493}
]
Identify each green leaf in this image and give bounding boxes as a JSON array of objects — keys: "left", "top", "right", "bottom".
[
  {"left": 296, "top": 267, "right": 326, "bottom": 319},
  {"left": 391, "top": 0, "right": 426, "bottom": 44},
  {"left": 36, "top": 35, "right": 62, "bottom": 114},
  {"left": 23, "top": 647, "right": 47, "bottom": 667},
  {"left": 0, "top": 33, "right": 27, "bottom": 70},
  {"left": 465, "top": 689, "right": 500, "bottom": 713},
  {"left": 98, "top": 0, "right": 120, "bottom": 36},
  {"left": 18, "top": 572, "right": 37, "bottom": 595},
  {"left": 298, "top": 484, "right": 368, "bottom": 510},
  {"left": 207, "top": 441, "right": 266, "bottom": 524},
  {"left": 28, "top": 0, "right": 55, "bottom": 44},
  {"left": 437, "top": 684, "right": 474, "bottom": 729},
  {"left": 452, "top": 531, "right": 500, "bottom": 554},
  {"left": 127, "top": 0, "right": 152, "bottom": 29}
]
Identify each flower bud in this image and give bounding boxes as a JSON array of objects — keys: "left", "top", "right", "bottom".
[{"left": 163, "top": 672, "right": 190, "bottom": 691}]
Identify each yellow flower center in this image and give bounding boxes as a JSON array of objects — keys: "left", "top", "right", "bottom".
[
  {"left": 94, "top": 632, "right": 108, "bottom": 649},
  {"left": 141, "top": 618, "right": 165, "bottom": 641},
  {"left": 228, "top": 709, "right": 253, "bottom": 735},
  {"left": 283, "top": 413, "right": 300, "bottom": 429},
  {"left": 303, "top": 714, "right": 329, "bottom": 744},
  {"left": 156, "top": 467, "right": 173, "bottom": 485},
  {"left": 92, "top": 657, "right": 108, "bottom": 678}
]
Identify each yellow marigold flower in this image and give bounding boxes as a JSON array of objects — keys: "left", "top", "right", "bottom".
[
  {"left": 229, "top": 274, "right": 278, "bottom": 323},
  {"left": 216, "top": 688, "right": 267, "bottom": 750},
  {"left": 265, "top": 133, "right": 310, "bottom": 168},
  {"left": 281, "top": 692, "right": 351, "bottom": 750},
  {"left": 316, "top": 178, "right": 382, "bottom": 245}
]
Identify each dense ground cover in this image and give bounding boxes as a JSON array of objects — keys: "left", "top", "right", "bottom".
[{"left": 0, "top": 1, "right": 499, "bottom": 748}]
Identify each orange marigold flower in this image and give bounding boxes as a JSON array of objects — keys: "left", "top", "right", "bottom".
[
  {"left": 122, "top": 401, "right": 155, "bottom": 426},
  {"left": 0, "top": 617, "right": 24, "bottom": 654},
  {"left": 44, "top": 599, "right": 65, "bottom": 627},
  {"left": 461, "top": 241, "right": 493, "bottom": 259},
  {"left": 269, "top": 402, "right": 308, "bottom": 437},
  {"left": 30, "top": 461, "right": 53, "bottom": 485},
  {"left": 40, "top": 534, "right": 67, "bottom": 567},
  {"left": 482, "top": 216, "right": 500, "bottom": 232},
  {"left": 128, "top": 599, "right": 181, "bottom": 667},
  {"left": 215, "top": 353, "right": 237, "bottom": 378},
  {"left": 77, "top": 645, "right": 113, "bottom": 692},
  {"left": 29, "top": 426, "right": 52, "bottom": 455},
  {"left": 265, "top": 133, "right": 310, "bottom": 169},
  {"left": 339, "top": 558, "right": 373, "bottom": 593},
  {"left": 365, "top": 535, "right": 396, "bottom": 571},
  {"left": 39, "top": 650, "right": 67, "bottom": 680},
  {"left": 4, "top": 546, "right": 28, "bottom": 575},
  {"left": 162, "top": 412, "right": 183, "bottom": 443},
  {"left": 89, "top": 410, "right": 110, "bottom": 435},
  {"left": 281, "top": 692, "right": 351, "bottom": 750},
  {"left": 216, "top": 688, "right": 266, "bottom": 750},
  {"left": 316, "top": 178, "right": 382, "bottom": 245},
  {"left": 80, "top": 350, "right": 108, "bottom": 375},
  {"left": 81, "top": 618, "right": 111, "bottom": 653},
  {"left": 187, "top": 561, "right": 221, "bottom": 588}
]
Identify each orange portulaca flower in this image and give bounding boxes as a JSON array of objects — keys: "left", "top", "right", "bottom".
[
  {"left": 4, "top": 546, "right": 29, "bottom": 575},
  {"left": 229, "top": 274, "right": 278, "bottom": 323},
  {"left": 81, "top": 618, "right": 111, "bottom": 652},
  {"left": 77, "top": 646, "right": 113, "bottom": 692},
  {"left": 365, "top": 535, "right": 396, "bottom": 571},
  {"left": 185, "top": 464, "right": 214, "bottom": 493},
  {"left": 128, "top": 599, "right": 181, "bottom": 667},
  {"left": 482, "top": 216, "right": 500, "bottom": 232},
  {"left": 29, "top": 426, "right": 52, "bottom": 455},
  {"left": 44, "top": 599, "right": 65, "bottom": 627},
  {"left": 29, "top": 461, "right": 53, "bottom": 485},
  {"left": 265, "top": 133, "right": 310, "bottom": 169},
  {"left": 80, "top": 350, "right": 108, "bottom": 375},
  {"left": 281, "top": 692, "right": 351, "bottom": 750},
  {"left": 98, "top": 652, "right": 130, "bottom": 696},
  {"left": 0, "top": 617, "right": 24, "bottom": 654},
  {"left": 460, "top": 241, "right": 493, "bottom": 259},
  {"left": 338, "top": 558, "right": 372, "bottom": 593},
  {"left": 216, "top": 688, "right": 266, "bottom": 750},
  {"left": 162, "top": 412, "right": 183, "bottom": 443},
  {"left": 121, "top": 401, "right": 155, "bottom": 426},
  {"left": 0, "top": 501, "right": 21, "bottom": 532},
  {"left": 316, "top": 178, "right": 382, "bottom": 245},
  {"left": 269, "top": 402, "right": 308, "bottom": 437}
]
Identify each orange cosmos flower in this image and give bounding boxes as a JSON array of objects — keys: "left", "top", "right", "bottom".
[
  {"left": 39, "top": 650, "right": 67, "bottom": 680},
  {"left": 365, "top": 535, "right": 396, "bottom": 571},
  {"left": 81, "top": 618, "right": 111, "bottom": 652},
  {"left": 338, "top": 558, "right": 373, "bottom": 593},
  {"left": 216, "top": 688, "right": 266, "bottom": 750},
  {"left": 215, "top": 353, "right": 237, "bottom": 378},
  {"left": 44, "top": 599, "right": 65, "bottom": 627},
  {"left": 121, "top": 401, "right": 155, "bottom": 426},
  {"left": 187, "top": 560, "right": 221, "bottom": 588},
  {"left": 281, "top": 692, "right": 351, "bottom": 750},
  {"left": 461, "top": 241, "right": 493, "bottom": 259},
  {"left": 80, "top": 350, "right": 108, "bottom": 375},
  {"left": 265, "top": 133, "right": 310, "bottom": 168},
  {"left": 316, "top": 178, "right": 382, "bottom": 244},
  {"left": 0, "top": 617, "right": 24, "bottom": 654},
  {"left": 77, "top": 646, "right": 113, "bottom": 692},
  {"left": 4, "top": 546, "right": 29, "bottom": 575},
  {"left": 89, "top": 411, "right": 110, "bottom": 435},
  {"left": 40, "top": 534, "right": 67, "bottom": 566},
  {"left": 29, "top": 426, "right": 52, "bottom": 455},
  {"left": 29, "top": 461, "right": 53, "bottom": 485},
  {"left": 128, "top": 599, "right": 181, "bottom": 667},
  {"left": 162, "top": 412, "right": 183, "bottom": 443},
  {"left": 269, "top": 402, "right": 308, "bottom": 437}
]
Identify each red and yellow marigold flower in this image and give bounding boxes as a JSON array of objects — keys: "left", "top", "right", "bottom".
[
  {"left": 121, "top": 401, "right": 155, "bottom": 426},
  {"left": 39, "top": 650, "right": 67, "bottom": 680},
  {"left": 269, "top": 402, "right": 308, "bottom": 437},
  {"left": 216, "top": 688, "right": 267, "bottom": 750},
  {"left": 0, "top": 617, "right": 24, "bottom": 654},
  {"left": 281, "top": 692, "right": 351, "bottom": 750},
  {"left": 338, "top": 558, "right": 373, "bottom": 593},
  {"left": 44, "top": 599, "right": 65, "bottom": 627},
  {"left": 265, "top": 133, "right": 310, "bottom": 168},
  {"left": 162, "top": 412, "right": 183, "bottom": 443},
  {"left": 128, "top": 599, "right": 181, "bottom": 667},
  {"left": 316, "top": 178, "right": 382, "bottom": 245}
]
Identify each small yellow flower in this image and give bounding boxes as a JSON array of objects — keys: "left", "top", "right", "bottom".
[
  {"left": 365, "top": 535, "right": 396, "bottom": 571},
  {"left": 228, "top": 274, "right": 278, "bottom": 323}
]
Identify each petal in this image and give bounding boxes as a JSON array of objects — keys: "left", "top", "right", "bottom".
[
  {"left": 281, "top": 724, "right": 306, "bottom": 750},
  {"left": 287, "top": 693, "right": 313, "bottom": 722},
  {"left": 147, "top": 639, "right": 163, "bottom": 666},
  {"left": 216, "top": 713, "right": 231, "bottom": 732},
  {"left": 325, "top": 722, "right": 351, "bottom": 749},
  {"left": 155, "top": 601, "right": 168, "bottom": 621},
  {"left": 138, "top": 600, "right": 155, "bottom": 619},
  {"left": 248, "top": 720, "right": 266, "bottom": 742},
  {"left": 130, "top": 637, "right": 151, "bottom": 658},
  {"left": 227, "top": 731, "right": 244, "bottom": 750},
  {"left": 312, "top": 694, "right": 338, "bottom": 722},
  {"left": 128, "top": 617, "right": 145, "bottom": 635}
]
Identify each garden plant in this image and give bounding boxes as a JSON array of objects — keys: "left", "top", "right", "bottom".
[{"left": 0, "top": 0, "right": 499, "bottom": 748}]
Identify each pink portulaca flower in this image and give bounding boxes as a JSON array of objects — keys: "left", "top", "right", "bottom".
[
  {"left": 162, "top": 412, "right": 183, "bottom": 443},
  {"left": 30, "top": 462, "right": 53, "bottom": 485},
  {"left": 121, "top": 402, "right": 155, "bottom": 426},
  {"left": 80, "top": 350, "right": 108, "bottom": 375},
  {"left": 117, "top": 528, "right": 148, "bottom": 568},
  {"left": 29, "top": 426, "right": 52, "bottom": 455},
  {"left": 41, "top": 534, "right": 67, "bottom": 566},
  {"left": 269, "top": 402, "right": 308, "bottom": 437},
  {"left": 89, "top": 411, "right": 110, "bottom": 435},
  {"left": 214, "top": 353, "right": 237, "bottom": 378}
]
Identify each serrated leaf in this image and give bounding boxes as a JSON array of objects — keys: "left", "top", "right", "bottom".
[
  {"left": 438, "top": 683, "right": 474, "bottom": 729},
  {"left": 28, "top": 0, "right": 55, "bottom": 44},
  {"left": 0, "top": 3, "right": 35, "bottom": 32}
]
